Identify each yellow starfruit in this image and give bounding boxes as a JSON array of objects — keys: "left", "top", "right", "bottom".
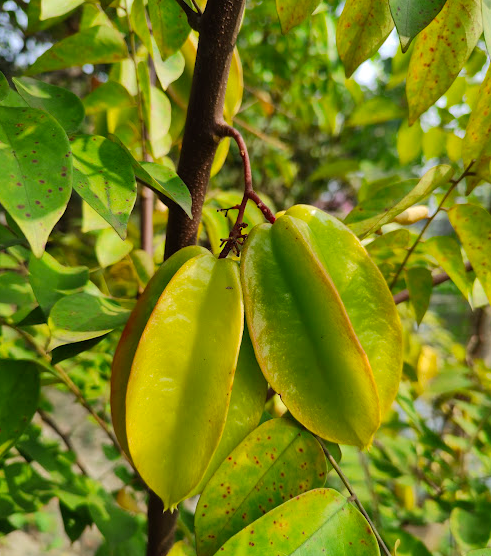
[{"left": 126, "top": 253, "right": 244, "bottom": 510}]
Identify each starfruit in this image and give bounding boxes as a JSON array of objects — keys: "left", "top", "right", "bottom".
[
  {"left": 241, "top": 206, "right": 402, "bottom": 447},
  {"left": 111, "top": 245, "right": 208, "bottom": 457},
  {"left": 189, "top": 327, "right": 268, "bottom": 496},
  {"left": 126, "top": 253, "right": 244, "bottom": 510}
]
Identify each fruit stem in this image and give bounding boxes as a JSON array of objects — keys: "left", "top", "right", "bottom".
[{"left": 215, "top": 123, "right": 276, "bottom": 259}]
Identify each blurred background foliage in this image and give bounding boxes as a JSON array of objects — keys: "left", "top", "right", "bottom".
[{"left": 0, "top": 0, "right": 490, "bottom": 555}]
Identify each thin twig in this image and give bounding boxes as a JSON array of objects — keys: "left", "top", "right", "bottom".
[
  {"left": 215, "top": 123, "right": 276, "bottom": 259},
  {"left": 38, "top": 409, "right": 89, "bottom": 476},
  {"left": 318, "top": 439, "right": 392, "bottom": 556},
  {"left": 393, "top": 261, "right": 473, "bottom": 304},
  {"left": 389, "top": 162, "right": 475, "bottom": 290},
  {"left": 173, "top": 0, "right": 201, "bottom": 31}
]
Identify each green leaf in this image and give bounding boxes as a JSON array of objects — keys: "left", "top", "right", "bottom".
[
  {"left": 276, "top": 0, "right": 321, "bottom": 33},
  {"left": 48, "top": 293, "right": 131, "bottom": 349},
  {"left": 40, "top": 0, "right": 84, "bottom": 20},
  {"left": 405, "top": 267, "right": 432, "bottom": 325},
  {"left": 28, "top": 251, "right": 89, "bottom": 316},
  {"left": 0, "top": 272, "right": 35, "bottom": 306},
  {"left": 0, "top": 224, "right": 25, "bottom": 250},
  {"left": 216, "top": 488, "right": 380, "bottom": 556},
  {"left": 450, "top": 506, "right": 491, "bottom": 549},
  {"left": 467, "top": 551, "right": 491, "bottom": 556},
  {"left": 0, "top": 88, "right": 29, "bottom": 108},
  {"left": 51, "top": 336, "right": 108, "bottom": 365},
  {"left": 0, "top": 72, "right": 9, "bottom": 102},
  {"left": 424, "top": 236, "right": 470, "bottom": 299},
  {"left": 71, "top": 135, "right": 137, "bottom": 239},
  {"left": 168, "top": 542, "right": 196, "bottom": 556},
  {"left": 337, "top": 0, "right": 394, "bottom": 78},
  {"left": 389, "top": 0, "right": 447, "bottom": 52},
  {"left": 0, "top": 360, "right": 41, "bottom": 458},
  {"left": 153, "top": 42, "right": 186, "bottom": 91},
  {"left": 130, "top": 250, "right": 154, "bottom": 287},
  {"left": 406, "top": 0, "right": 482, "bottom": 124},
  {"left": 131, "top": 0, "right": 153, "bottom": 52},
  {"left": 0, "top": 107, "right": 72, "bottom": 257},
  {"left": 148, "top": 0, "right": 190, "bottom": 61},
  {"left": 463, "top": 64, "right": 491, "bottom": 192},
  {"left": 141, "top": 161, "right": 192, "bottom": 218},
  {"left": 95, "top": 228, "right": 133, "bottom": 268},
  {"left": 346, "top": 165, "right": 454, "bottom": 237},
  {"left": 397, "top": 120, "right": 422, "bottom": 165},
  {"left": 13, "top": 77, "right": 84, "bottom": 135},
  {"left": 83, "top": 81, "right": 134, "bottom": 115},
  {"left": 483, "top": 0, "right": 491, "bottom": 56},
  {"left": 27, "top": 26, "right": 128, "bottom": 75},
  {"left": 80, "top": 3, "right": 113, "bottom": 29},
  {"left": 195, "top": 418, "right": 328, "bottom": 556},
  {"left": 347, "top": 97, "right": 404, "bottom": 127},
  {"left": 449, "top": 204, "right": 491, "bottom": 305}
]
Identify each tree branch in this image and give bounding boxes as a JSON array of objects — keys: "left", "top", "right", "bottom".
[
  {"left": 164, "top": 0, "right": 248, "bottom": 259},
  {"left": 393, "top": 261, "right": 473, "bottom": 305},
  {"left": 173, "top": 0, "right": 201, "bottom": 31}
]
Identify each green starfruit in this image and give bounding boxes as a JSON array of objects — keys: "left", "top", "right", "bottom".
[
  {"left": 241, "top": 208, "right": 402, "bottom": 447},
  {"left": 126, "top": 253, "right": 244, "bottom": 510},
  {"left": 111, "top": 245, "right": 209, "bottom": 458}
]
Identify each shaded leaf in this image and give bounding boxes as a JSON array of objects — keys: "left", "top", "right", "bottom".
[
  {"left": 484, "top": 0, "right": 491, "bottom": 56},
  {"left": 148, "top": 0, "right": 190, "bottom": 61},
  {"left": 406, "top": 0, "right": 482, "bottom": 124},
  {"left": 424, "top": 236, "right": 470, "bottom": 299},
  {"left": 95, "top": 228, "right": 133, "bottom": 269},
  {"left": 449, "top": 204, "right": 491, "bottom": 305},
  {"left": 0, "top": 360, "right": 41, "bottom": 458},
  {"left": 0, "top": 72, "right": 9, "bottom": 102},
  {"left": 405, "top": 267, "right": 432, "bottom": 325},
  {"left": 51, "top": 336, "right": 108, "bottom": 365},
  {"left": 0, "top": 273, "right": 35, "bottom": 306},
  {"left": 347, "top": 97, "right": 404, "bottom": 127},
  {"left": 195, "top": 418, "right": 328, "bottom": 556},
  {"left": 28, "top": 251, "right": 89, "bottom": 315},
  {"left": 224, "top": 48, "right": 243, "bottom": 120},
  {"left": 276, "top": 0, "right": 321, "bottom": 33},
  {"left": 27, "top": 26, "right": 128, "bottom": 75},
  {"left": 0, "top": 107, "right": 72, "bottom": 257},
  {"left": 71, "top": 135, "right": 137, "bottom": 239},
  {"left": 13, "top": 77, "right": 84, "bottom": 134},
  {"left": 48, "top": 293, "right": 131, "bottom": 349},
  {"left": 450, "top": 506, "right": 491, "bottom": 549},
  {"left": 337, "top": 0, "right": 394, "bottom": 78},
  {"left": 390, "top": 0, "right": 447, "bottom": 52},
  {"left": 83, "top": 81, "right": 134, "bottom": 115},
  {"left": 217, "top": 489, "right": 380, "bottom": 556}
]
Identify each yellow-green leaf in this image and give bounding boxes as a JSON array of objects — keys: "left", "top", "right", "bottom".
[
  {"left": 276, "top": 0, "right": 321, "bottom": 33},
  {"left": 406, "top": 0, "right": 482, "bottom": 124},
  {"left": 397, "top": 120, "right": 422, "bottom": 165},
  {"left": 337, "top": 0, "right": 394, "bottom": 78},
  {"left": 405, "top": 267, "right": 433, "bottom": 325}
]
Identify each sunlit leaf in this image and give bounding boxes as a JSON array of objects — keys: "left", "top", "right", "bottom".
[
  {"left": 95, "top": 228, "right": 133, "bottom": 269},
  {"left": 148, "top": 0, "right": 190, "bottom": 61},
  {"left": 276, "top": 0, "right": 321, "bottom": 33},
  {"left": 0, "top": 107, "right": 72, "bottom": 257}
]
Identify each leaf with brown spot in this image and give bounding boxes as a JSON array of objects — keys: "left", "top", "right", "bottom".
[
  {"left": 336, "top": 0, "right": 394, "bottom": 78},
  {"left": 406, "top": 0, "right": 482, "bottom": 124},
  {"left": 195, "top": 418, "right": 328, "bottom": 556},
  {"left": 0, "top": 107, "right": 72, "bottom": 257}
]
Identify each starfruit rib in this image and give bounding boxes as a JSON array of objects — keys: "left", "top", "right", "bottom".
[
  {"left": 110, "top": 245, "right": 208, "bottom": 457},
  {"left": 286, "top": 205, "right": 403, "bottom": 419},
  {"left": 126, "top": 254, "right": 244, "bottom": 510},
  {"left": 241, "top": 216, "right": 380, "bottom": 448}
]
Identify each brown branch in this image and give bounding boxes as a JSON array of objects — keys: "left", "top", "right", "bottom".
[
  {"left": 173, "top": 0, "right": 201, "bottom": 31},
  {"left": 164, "top": 0, "right": 248, "bottom": 259},
  {"left": 38, "top": 409, "right": 89, "bottom": 476},
  {"left": 393, "top": 261, "right": 473, "bottom": 305}
]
